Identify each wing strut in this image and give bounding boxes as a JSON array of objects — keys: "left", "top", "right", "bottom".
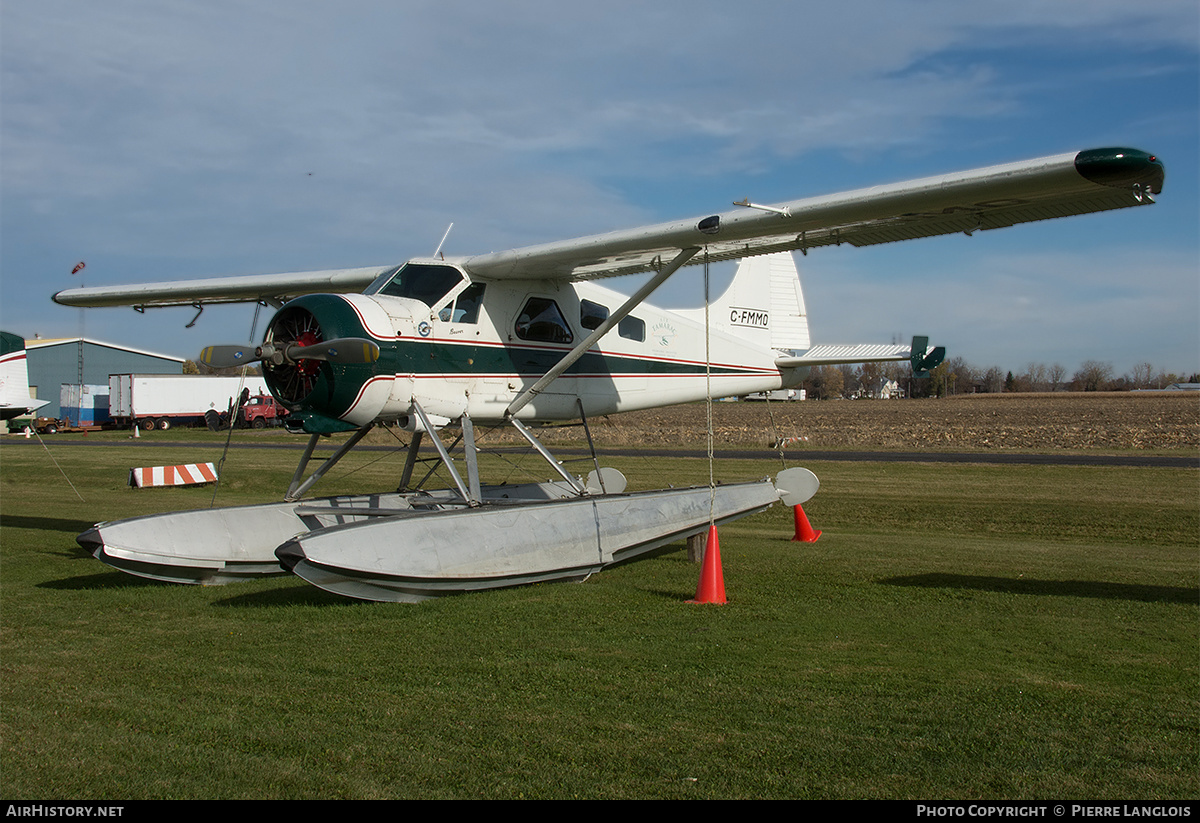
[{"left": 504, "top": 246, "right": 701, "bottom": 418}]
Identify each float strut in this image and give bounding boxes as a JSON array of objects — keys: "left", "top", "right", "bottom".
[{"left": 285, "top": 424, "right": 375, "bottom": 501}]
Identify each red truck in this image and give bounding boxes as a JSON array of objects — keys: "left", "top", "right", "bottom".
[
  {"left": 239, "top": 394, "right": 288, "bottom": 428},
  {"left": 204, "top": 393, "right": 289, "bottom": 430}
]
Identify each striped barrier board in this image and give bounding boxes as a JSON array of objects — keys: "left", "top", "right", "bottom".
[{"left": 129, "top": 463, "right": 218, "bottom": 488}]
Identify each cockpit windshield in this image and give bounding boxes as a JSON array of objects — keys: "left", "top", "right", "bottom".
[{"left": 365, "top": 263, "right": 464, "bottom": 308}]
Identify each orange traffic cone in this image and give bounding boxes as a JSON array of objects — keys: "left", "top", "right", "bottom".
[
  {"left": 688, "top": 523, "right": 726, "bottom": 604},
  {"left": 791, "top": 504, "right": 821, "bottom": 543}
]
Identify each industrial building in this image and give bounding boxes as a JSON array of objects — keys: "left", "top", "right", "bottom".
[{"left": 24, "top": 337, "right": 184, "bottom": 419}]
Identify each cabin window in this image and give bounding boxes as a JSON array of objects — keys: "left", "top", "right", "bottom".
[
  {"left": 438, "top": 283, "right": 486, "bottom": 323},
  {"left": 580, "top": 300, "right": 609, "bottom": 331},
  {"left": 618, "top": 315, "right": 645, "bottom": 342},
  {"left": 516, "top": 298, "right": 573, "bottom": 344},
  {"left": 366, "top": 263, "right": 463, "bottom": 308}
]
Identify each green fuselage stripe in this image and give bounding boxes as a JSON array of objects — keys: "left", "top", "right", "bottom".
[{"left": 393, "top": 338, "right": 766, "bottom": 378}]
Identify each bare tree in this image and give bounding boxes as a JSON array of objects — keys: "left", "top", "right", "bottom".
[
  {"left": 1129, "top": 362, "right": 1156, "bottom": 390},
  {"left": 856, "top": 362, "right": 885, "bottom": 398},
  {"left": 1048, "top": 363, "right": 1066, "bottom": 392},
  {"left": 804, "top": 365, "right": 845, "bottom": 400},
  {"left": 982, "top": 366, "right": 1004, "bottom": 393},
  {"left": 822, "top": 365, "right": 845, "bottom": 399},
  {"left": 1072, "top": 360, "right": 1113, "bottom": 392},
  {"left": 927, "top": 361, "right": 952, "bottom": 397},
  {"left": 941, "top": 356, "right": 975, "bottom": 394},
  {"left": 838, "top": 364, "right": 858, "bottom": 398},
  {"left": 1021, "top": 362, "right": 1048, "bottom": 392}
]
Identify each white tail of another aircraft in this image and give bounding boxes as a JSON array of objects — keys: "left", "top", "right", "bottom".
[{"left": 0, "top": 332, "right": 49, "bottom": 421}]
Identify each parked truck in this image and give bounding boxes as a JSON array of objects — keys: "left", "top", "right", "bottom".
[
  {"left": 108, "top": 374, "right": 271, "bottom": 431},
  {"left": 236, "top": 393, "right": 289, "bottom": 429},
  {"left": 203, "top": 391, "right": 288, "bottom": 430}
]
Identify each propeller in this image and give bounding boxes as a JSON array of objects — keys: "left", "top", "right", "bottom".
[{"left": 199, "top": 338, "right": 380, "bottom": 370}]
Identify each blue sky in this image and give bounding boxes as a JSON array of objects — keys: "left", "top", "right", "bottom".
[{"left": 2, "top": 1, "right": 1197, "bottom": 377}]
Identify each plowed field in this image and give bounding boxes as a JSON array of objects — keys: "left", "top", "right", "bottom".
[{"left": 522, "top": 392, "right": 1199, "bottom": 451}]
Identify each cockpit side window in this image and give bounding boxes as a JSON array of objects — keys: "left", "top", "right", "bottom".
[
  {"left": 516, "top": 298, "right": 573, "bottom": 344},
  {"left": 438, "top": 283, "right": 487, "bottom": 323},
  {"left": 366, "top": 263, "right": 464, "bottom": 308}
]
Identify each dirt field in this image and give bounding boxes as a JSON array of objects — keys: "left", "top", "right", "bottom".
[{"left": 508, "top": 392, "right": 1200, "bottom": 451}]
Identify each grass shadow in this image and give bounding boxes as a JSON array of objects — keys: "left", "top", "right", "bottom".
[
  {"left": 211, "top": 583, "right": 359, "bottom": 608},
  {"left": 40, "top": 569, "right": 361, "bottom": 606},
  {"left": 40, "top": 571, "right": 165, "bottom": 590},
  {"left": 881, "top": 572, "right": 1198, "bottom": 605},
  {"left": 1, "top": 515, "right": 95, "bottom": 534}
]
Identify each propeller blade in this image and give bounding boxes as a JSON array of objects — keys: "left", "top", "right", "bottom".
[
  {"left": 199, "top": 344, "right": 260, "bottom": 369},
  {"left": 283, "top": 338, "right": 380, "bottom": 364},
  {"left": 200, "top": 338, "right": 379, "bottom": 370}
]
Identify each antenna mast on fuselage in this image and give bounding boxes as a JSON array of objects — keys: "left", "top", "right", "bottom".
[{"left": 433, "top": 224, "right": 454, "bottom": 260}]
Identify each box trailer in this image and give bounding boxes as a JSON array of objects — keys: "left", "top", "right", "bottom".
[
  {"left": 59, "top": 383, "right": 111, "bottom": 426},
  {"left": 108, "top": 374, "right": 271, "bottom": 430}
]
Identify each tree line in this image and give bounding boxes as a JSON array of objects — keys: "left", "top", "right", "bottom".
[
  {"left": 801, "top": 358, "right": 1200, "bottom": 400},
  {"left": 183, "top": 360, "right": 261, "bottom": 376}
]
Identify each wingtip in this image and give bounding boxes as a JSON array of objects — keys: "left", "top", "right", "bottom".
[{"left": 1075, "top": 148, "right": 1164, "bottom": 194}]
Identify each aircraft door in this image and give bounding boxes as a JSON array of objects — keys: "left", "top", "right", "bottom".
[{"left": 511, "top": 295, "right": 580, "bottom": 418}]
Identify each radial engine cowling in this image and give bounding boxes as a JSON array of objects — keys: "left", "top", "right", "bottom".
[{"left": 262, "top": 294, "right": 394, "bottom": 433}]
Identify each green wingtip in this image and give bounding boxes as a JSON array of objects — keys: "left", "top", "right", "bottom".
[{"left": 1075, "top": 148, "right": 1164, "bottom": 194}]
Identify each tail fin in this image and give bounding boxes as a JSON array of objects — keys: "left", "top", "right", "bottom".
[
  {"left": 674, "top": 254, "right": 944, "bottom": 378},
  {"left": 763, "top": 253, "right": 810, "bottom": 351},
  {"left": 676, "top": 252, "right": 810, "bottom": 351},
  {"left": 0, "top": 332, "right": 49, "bottom": 420}
]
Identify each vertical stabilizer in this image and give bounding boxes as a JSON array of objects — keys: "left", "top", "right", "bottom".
[
  {"left": 0, "top": 332, "right": 48, "bottom": 420},
  {"left": 676, "top": 252, "right": 810, "bottom": 351},
  {"left": 765, "top": 253, "right": 810, "bottom": 351}
]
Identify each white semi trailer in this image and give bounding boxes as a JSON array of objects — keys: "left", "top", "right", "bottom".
[{"left": 108, "top": 374, "right": 270, "bottom": 430}]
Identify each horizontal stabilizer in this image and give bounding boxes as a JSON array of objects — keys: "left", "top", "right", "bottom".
[
  {"left": 775, "top": 343, "right": 912, "bottom": 369},
  {"left": 0, "top": 397, "right": 49, "bottom": 420},
  {"left": 777, "top": 335, "right": 944, "bottom": 375}
]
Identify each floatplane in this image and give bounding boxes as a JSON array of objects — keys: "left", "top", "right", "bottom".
[{"left": 53, "top": 148, "right": 1164, "bottom": 602}]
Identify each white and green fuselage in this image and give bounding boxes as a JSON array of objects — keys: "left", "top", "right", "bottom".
[{"left": 272, "top": 266, "right": 793, "bottom": 433}]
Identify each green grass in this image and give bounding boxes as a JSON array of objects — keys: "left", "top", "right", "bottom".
[{"left": 1, "top": 436, "right": 1196, "bottom": 799}]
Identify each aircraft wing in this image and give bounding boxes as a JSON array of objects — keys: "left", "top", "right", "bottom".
[
  {"left": 460, "top": 148, "right": 1163, "bottom": 281},
  {"left": 52, "top": 147, "right": 1162, "bottom": 308},
  {"left": 54, "top": 266, "right": 394, "bottom": 309}
]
